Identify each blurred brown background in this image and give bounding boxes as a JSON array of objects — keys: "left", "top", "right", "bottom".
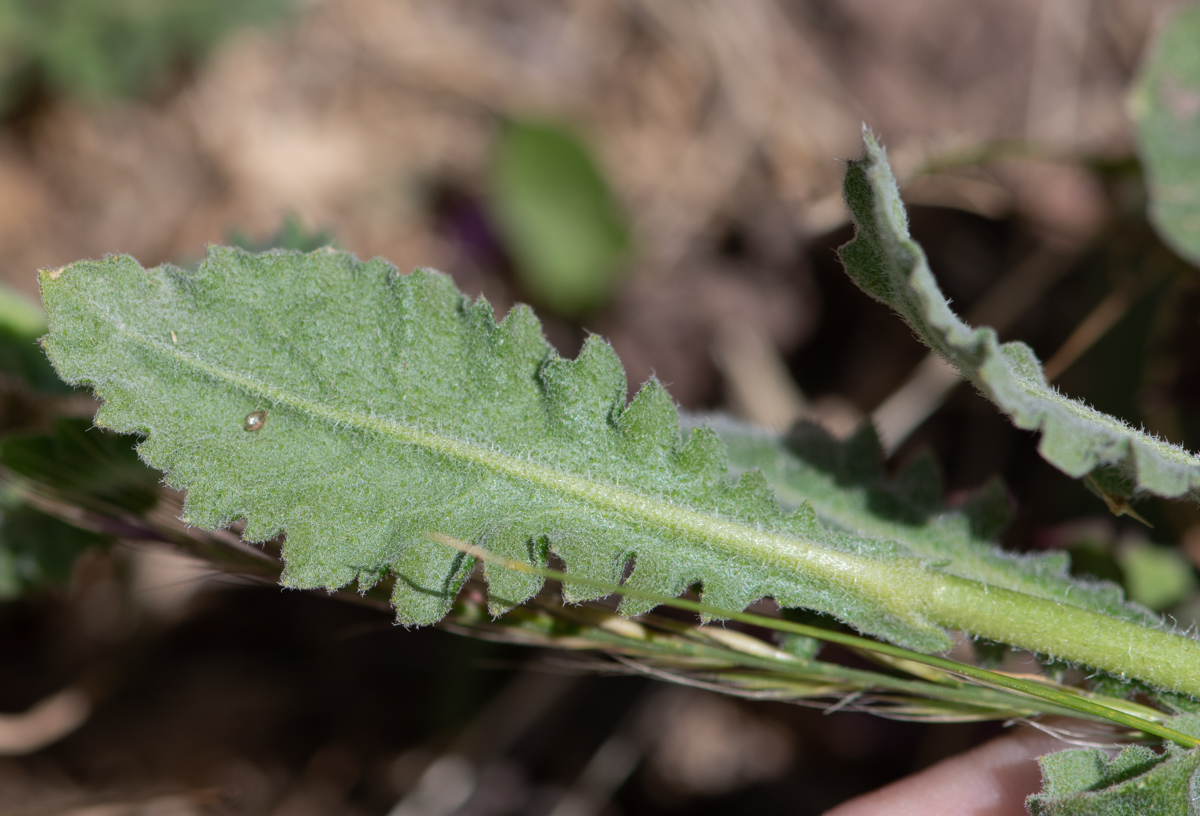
[
  {"left": 2, "top": 1, "right": 1199, "bottom": 814},
  {"left": 0, "top": 0, "right": 1186, "bottom": 418}
]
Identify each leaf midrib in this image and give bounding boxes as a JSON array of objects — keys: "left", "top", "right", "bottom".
[{"left": 110, "top": 315, "right": 896, "bottom": 595}]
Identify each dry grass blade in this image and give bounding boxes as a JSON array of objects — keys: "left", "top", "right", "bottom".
[{"left": 439, "top": 577, "right": 1153, "bottom": 734}]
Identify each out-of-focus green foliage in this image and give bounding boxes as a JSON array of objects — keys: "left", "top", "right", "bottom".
[
  {"left": 0, "top": 0, "right": 293, "bottom": 113},
  {"left": 0, "top": 281, "right": 69, "bottom": 392},
  {"left": 1131, "top": 3, "right": 1200, "bottom": 267},
  {"left": 0, "top": 281, "right": 45, "bottom": 338},
  {"left": 229, "top": 216, "right": 336, "bottom": 255},
  {"left": 1117, "top": 541, "right": 1197, "bottom": 613},
  {"left": 488, "top": 120, "right": 631, "bottom": 317},
  {"left": 0, "top": 502, "right": 105, "bottom": 599},
  {"left": 2, "top": 417, "right": 160, "bottom": 515},
  {"left": 0, "top": 418, "right": 158, "bottom": 600}
]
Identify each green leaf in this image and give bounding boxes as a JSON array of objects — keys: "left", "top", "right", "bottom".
[
  {"left": 1027, "top": 744, "right": 1200, "bottom": 816},
  {"left": 0, "top": 503, "right": 106, "bottom": 599},
  {"left": 711, "top": 417, "right": 1162, "bottom": 629},
  {"left": 488, "top": 121, "right": 631, "bottom": 317},
  {"left": 38, "top": 248, "right": 944, "bottom": 649},
  {"left": 839, "top": 130, "right": 1200, "bottom": 501},
  {"left": 37, "top": 247, "right": 1200, "bottom": 694},
  {"left": 1131, "top": 4, "right": 1200, "bottom": 267}
]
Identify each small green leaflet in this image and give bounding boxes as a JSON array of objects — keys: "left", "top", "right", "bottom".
[
  {"left": 839, "top": 130, "right": 1200, "bottom": 501},
  {"left": 37, "top": 247, "right": 1200, "bottom": 694}
]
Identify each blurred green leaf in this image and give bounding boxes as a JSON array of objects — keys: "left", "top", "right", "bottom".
[
  {"left": 488, "top": 120, "right": 631, "bottom": 317},
  {"left": 0, "top": 416, "right": 156, "bottom": 599},
  {"left": 0, "top": 503, "right": 105, "bottom": 599},
  {"left": 2, "top": 416, "right": 160, "bottom": 515},
  {"left": 0, "top": 0, "right": 294, "bottom": 112},
  {"left": 1117, "top": 541, "right": 1197, "bottom": 612},
  {"left": 0, "top": 281, "right": 70, "bottom": 392},
  {"left": 1131, "top": 3, "right": 1200, "bottom": 267},
  {"left": 229, "top": 215, "right": 336, "bottom": 254},
  {"left": 0, "top": 282, "right": 46, "bottom": 337}
]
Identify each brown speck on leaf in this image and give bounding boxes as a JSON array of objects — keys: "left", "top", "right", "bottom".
[
  {"left": 244, "top": 410, "right": 268, "bottom": 432},
  {"left": 171, "top": 331, "right": 178, "bottom": 344},
  {"left": 44, "top": 266, "right": 65, "bottom": 280}
]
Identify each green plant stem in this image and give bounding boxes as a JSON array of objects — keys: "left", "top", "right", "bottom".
[{"left": 433, "top": 534, "right": 1200, "bottom": 748}]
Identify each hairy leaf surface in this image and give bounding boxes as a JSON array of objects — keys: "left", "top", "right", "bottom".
[
  {"left": 1028, "top": 742, "right": 1200, "bottom": 815},
  {"left": 38, "top": 248, "right": 1200, "bottom": 693},
  {"left": 710, "top": 416, "right": 1161, "bottom": 630},
  {"left": 40, "top": 248, "right": 952, "bottom": 649},
  {"left": 839, "top": 131, "right": 1200, "bottom": 501}
]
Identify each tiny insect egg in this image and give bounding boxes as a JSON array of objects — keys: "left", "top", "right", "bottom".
[{"left": 244, "top": 410, "right": 268, "bottom": 432}]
